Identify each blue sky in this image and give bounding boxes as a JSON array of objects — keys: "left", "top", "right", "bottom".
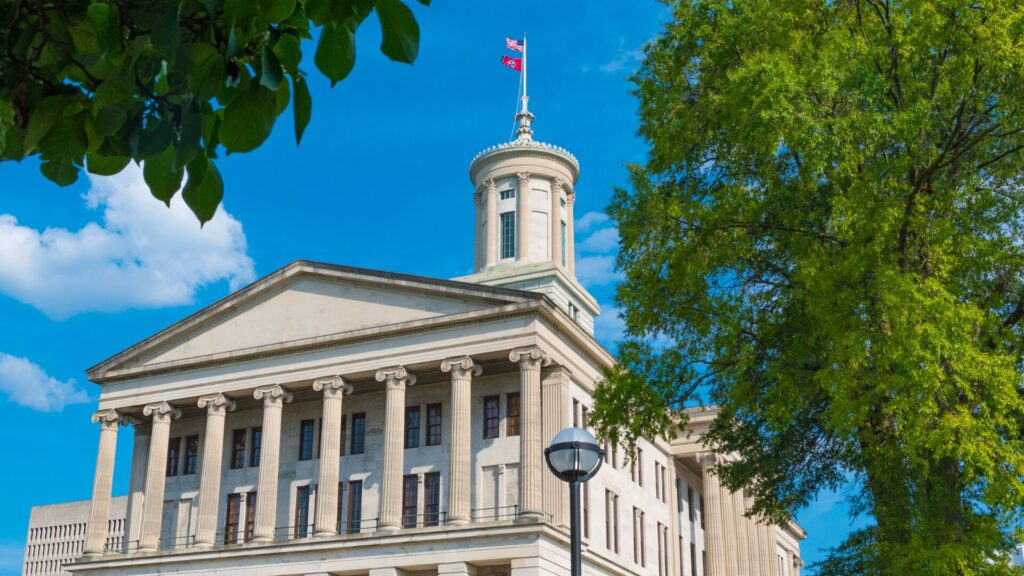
[{"left": 0, "top": 2, "right": 861, "bottom": 572}]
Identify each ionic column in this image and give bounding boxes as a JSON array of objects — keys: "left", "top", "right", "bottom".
[
  {"left": 551, "top": 178, "right": 565, "bottom": 267},
  {"left": 541, "top": 366, "right": 571, "bottom": 527},
  {"left": 139, "top": 402, "right": 181, "bottom": 552},
  {"left": 566, "top": 190, "right": 576, "bottom": 275},
  {"left": 701, "top": 453, "right": 726, "bottom": 576},
  {"left": 441, "top": 357, "right": 481, "bottom": 525},
  {"left": 194, "top": 394, "right": 236, "bottom": 548},
  {"left": 84, "top": 409, "right": 125, "bottom": 556},
  {"left": 516, "top": 171, "right": 530, "bottom": 261},
  {"left": 252, "top": 384, "right": 293, "bottom": 542},
  {"left": 733, "top": 489, "right": 751, "bottom": 575},
  {"left": 376, "top": 366, "right": 416, "bottom": 531},
  {"left": 722, "top": 483, "right": 739, "bottom": 575},
  {"left": 124, "top": 420, "right": 150, "bottom": 549},
  {"left": 510, "top": 347, "right": 549, "bottom": 521},
  {"left": 760, "top": 521, "right": 779, "bottom": 576},
  {"left": 313, "top": 376, "right": 352, "bottom": 536},
  {"left": 485, "top": 179, "right": 498, "bottom": 266},
  {"left": 746, "top": 497, "right": 762, "bottom": 576}
]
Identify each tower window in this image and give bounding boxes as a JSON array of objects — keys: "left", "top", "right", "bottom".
[
  {"left": 561, "top": 221, "right": 567, "bottom": 266},
  {"left": 500, "top": 212, "right": 516, "bottom": 259},
  {"left": 500, "top": 189, "right": 515, "bottom": 200}
]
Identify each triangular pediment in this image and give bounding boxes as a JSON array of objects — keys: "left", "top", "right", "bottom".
[{"left": 89, "top": 261, "right": 540, "bottom": 379}]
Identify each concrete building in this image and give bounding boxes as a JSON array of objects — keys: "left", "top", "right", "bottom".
[{"left": 24, "top": 103, "right": 805, "bottom": 576}]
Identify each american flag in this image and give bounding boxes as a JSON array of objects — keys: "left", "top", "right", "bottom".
[{"left": 506, "top": 37, "right": 524, "bottom": 52}]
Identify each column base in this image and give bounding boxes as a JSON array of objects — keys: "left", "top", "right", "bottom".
[
  {"left": 313, "top": 529, "right": 337, "bottom": 538},
  {"left": 446, "top": 517, "right": 470, "bottom": 526},
  {"left": 250, "top": 535, "right": 273, "bottom": 544},
  {"left": 514, "top": 511, "right": 545, "bottom": 524},
  {"left": 378, "top": 524, "right": 401, "bottom": 532},
  {"left": 191, "top": 541, "right": 214, "bottom": 551}
]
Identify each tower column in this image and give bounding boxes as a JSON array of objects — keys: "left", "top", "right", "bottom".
[
  {"left": 485, "top": 179, "right": 498, "bottom": 265},
  {"left": 551, "top": 178, "right": 565, "bottom": 267},
  {"left": 377, "top": 366, "right": 416, "bottom": 531},
  {"left": 84, "top": 409, "right": 125, "bottom": 556},
  {"left": 441, "top": 357, "right": 481, "bottom": 525},
  {"left": 194, "top": 393, "right": 236, "bottom": 548},
  {"left": 252, "top": 384, "right": 293, "bottom": 542},
  {"left": 566, "top": 189, "right": 576, "bottom": 275},
  {"left": 541, "top": 366, "right": 571, "bottom": 526},
  {"left": 510, "top": 346, "right": 549, "bottom": 521},
  {"left": 139, "top": 402, "right": 181, "bottom": 552},
  {"left": 474, "top": 188, "right": 484, "bottom": 271},
  {"left": 124, "top": 420, "right": 150, "bottom": 550},
  {"left": 701, "top": 453, "right": 726, "bottom": 576},
  {"left": 516, "top": 171, "right": 530, "bottom": 260},
  {"left": 313, "top": 376, "right": 352, "bottom": 536}
]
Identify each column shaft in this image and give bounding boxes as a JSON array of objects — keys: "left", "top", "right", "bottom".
[
  {"left": 139, "top": 402, "right": 180, "bottom": 551},
  {"left": 314, "top": 377, "right": 350, "bottom": 536},
  {"left": 474, "top": 189, "right": 483, "bottom": 271},
  {"left": 84, "top": 410, "right": 122, "bottom": 556},
  {"left": 252, "top": 385, "right": 292, "bottom": 542},
  {"left": 516, "top": 172, "right": 530, "bottom": 260},
  {"left": 124, "top": 422, "right": 150, "bottom": 549},
  {"left": 701, "top": 455, "right": 726, "bottom": 576},
  {"left": 550, "top": 179, "right": 563, "bottom": 266},
  {"left": 486, "top": 179, "right": 498, "bottom": 266},
  {"left": 377, "top": 367, "right": 416, "bottom": 531},
  {"left": 722, "top": 484, "right": 739, "bottom": 574},
  {"left": 733, "top": 489, "right": 751, "bottom": 575},
  {"left": 541, "top": 367, "right": 570, "bottom": 526},
  {"left": 746, "top": 500, "right": 762, "bottom": 576},
  {"left": 442, "top": 358, "right": 480, "bottom": 525},
  {"left": 510, "top": 347, "right": 548, "bottom": 521},
  {"left": 762, "top": 521, "right": 780, "bottom": 576},
  {"left": 194, "top": 394, "right": 235, "bottom": 547},
  {"left": 566, "top": 192, "right": 576, "bottom": 275}
]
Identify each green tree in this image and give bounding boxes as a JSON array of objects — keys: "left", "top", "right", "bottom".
[
  {"left": 0, "top": 0, "right": 427, "bottom": 223},
  {"left": 591, "top": 1, "right": 1024, "bottom": 574}
]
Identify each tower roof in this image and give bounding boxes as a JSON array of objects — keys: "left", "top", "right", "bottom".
[{"left": 469, "top": 101, "right": 579, "bottom": 185}]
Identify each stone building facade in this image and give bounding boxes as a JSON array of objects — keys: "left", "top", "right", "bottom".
[{"left": 24, "top": 105, "right": 804, "bottom": 576}]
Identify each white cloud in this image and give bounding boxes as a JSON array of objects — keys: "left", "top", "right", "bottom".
[
  {"left": 0, "top": 164, "right": 255, "bottom": 319},
  {"left": 0, "top": 353, "right": 89, "bottom": 412},
  {"left": 576, "top": 211, "right": 610, "bottom": 233},
  {"left": 579, "top": 226, "right": 619, "bottom": 253},
  {"left": 576, "top": 255, "right": 623, "bottom": 287},
  {"left": 600, "top": 48, "right": 644, "bottom": 74},
  {"left": 594, "top": 305, "right": 627, "bottom": 345}
]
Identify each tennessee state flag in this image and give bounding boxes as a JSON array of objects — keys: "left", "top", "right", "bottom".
[{"left": 502, "top": 55, "right": 523, "bottom": 71}]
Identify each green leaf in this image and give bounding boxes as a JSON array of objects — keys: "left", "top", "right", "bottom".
[
  {"left": 93, "top": 105, "right": 127, "bottom": 137},
  {"left": 375, "top": 0, "right": 419, "bottom": 64},
  {"left": 92, "top": 68, "right": 134, "bottom": 107},
  {"left": 273, "top": 34, "right": 302, "bottom": 72},
  {"left": 274, "top": 75, "right": 291, "bottom": 115},
  {"left": 143, "top": 145, "right": 185, "bottom": 205},
  {"left": 293, "top": 74, "right": 311, "bottom": 144},
  {"left": 261, "top": 0, "right": 296, "bottom": 23},
  {"left": 174, "top": 104, "right": 203, "bottom": 171},
  {"left": 182, "top": 155, "right": 224, "bottom": 225},
  {"left": 219, "top": 83, "right": 277, "bottom": 152},
  {"left": 416, "top": 0, "right": 430, "bottom": 4},
  {"left": 38, "top": 119, "right": 87, "bottom": 186},
  {"left": 137, "top": 119, "right": 175, "bottom": 158},
  {"left": 87, "top": 3, "right": 119, "bottom": 53},
  {"left": 187, "top": 42, "right": 226, "bottom": 100},
  {"left": 315, "top": 21, "right": 356, "bottom": 86},
  {"left": 24, "top": 95, "right": 72, "bottom": 154},
  {"left": 0, "top": 98, "right": 14, "bottom": 152},
  {"left": 85, "top": 151, "right": 131, "bottom": 176},
  {"left": 147, "top": 1, "right": 182, "bottom": 61},
  {"left": 260, "top": 44, "right": 284, "bottom": 91}
]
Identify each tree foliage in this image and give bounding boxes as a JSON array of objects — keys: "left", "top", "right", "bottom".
[
  {"left": 590, "top": 0, "right": 1024, "bottom": 573},
  {"left": 0, "top": 0, "right": 427, "bottom": 223}
]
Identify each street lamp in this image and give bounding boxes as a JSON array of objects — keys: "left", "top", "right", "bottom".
[{"left": 545, "top": 427, "right": 604, "bottom": 576}]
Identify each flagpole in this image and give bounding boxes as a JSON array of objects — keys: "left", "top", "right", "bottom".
[{"left": 522, "top": 33, "right": 528, "bottom": 114}]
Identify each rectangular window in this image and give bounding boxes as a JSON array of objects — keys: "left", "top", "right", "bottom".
[
  {"left": 581, "top": 405, "right": 589, "bottom": 428},
  {"left": 244, "top": 492, "right": 257, "bottom": 542},
  {"left": 231, "top": 429, "right": 246, "bottom": 469},
  {"left": 500, "top": 189, "right": 515, "bottom": 200},
  {"left": 166, "top": 437, "right": 181, "bottom": 477},
  {"left": 573, "top": 399, "right": 580, "bottom": 427},
  {"left": 690, "top": 541, "right": 698, "bottom": 576},
  {"left": 483, "top": 395, "right": 500, "bottom": 439},
  {"left": 337, "top": 482, "right": 345, "bottom": 532},
  {"left": 699, "top": 495, "right": 706, "bottom": 530},
  {"left": 506, "top": 392, "right": 521, "bottom": 436},
  {"left": 655, "top": 462, "right": 662, "bottom": 500},
  {"left": 606, "top": 490, "right": 620, "bottom": 553},
  {"left": 225, "top": 494, "right": 241, "bottom": 544},
  {"left": 633, "top": 507, "right": 646, "bottom": 567},
  {"left": 637, "top": 448, "right": 644, "bottom": 486},
  {"left": 500, "top": 212, "right": 516, "bottom": 259},
  {"left": 347, "top": 480, "right": 363, "bottom": 533},
  {"left": 184, "top": 435, "right": 199, "bottom": 475},
  {"left": 661, "top": 464, "right": 667, "bottom": 502},
  {"left": 316, "top": 417, "right": 322, "bottom": 459},
  {"left": 561, "top": 221, "right": 567, "bottom": 266},
  {"left": 351, "top": 413, "right": 366, "bottom": 454},
  {"left": 295, "top": 486, "right": 311, "bottom": 538},
  {"left": 402, "top": 475, "right": 418, "bottom": 528},
  {"left": 299, "top": 419, "right": 315, "bottom": 460},
  {"left": 658, "top": 523, "right": 667, "bottom": 576},
  {"left": 339, "top": 415, "right": 347, "bottom": 457},
  {"left": 426, "top": 404, "right": 442, "bottom": 446},
  {"left": 250, "top": 427, "right": 262, "bottom": 467},
  {"left": 405, "top": 406, "right": 421, "bottom": 449},
  {"left": 688, "top": 486, "right": 695, "bottom": 523},
  {"left": 424, "top": 472, "right": 441, "bottom": 527}
]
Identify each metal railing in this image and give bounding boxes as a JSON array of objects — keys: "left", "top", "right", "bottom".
[
  {"left": 274, "top": 524, "right": 315, "bottom": 541},
  {"left": 470, "top": 505, "right": 519, "bottom": 522},
  {"left": 337, "top": 517, "right": 381, "bottom": 534},
  {"left": 401, "top": 511, "right": 447, "bottom": 529}
]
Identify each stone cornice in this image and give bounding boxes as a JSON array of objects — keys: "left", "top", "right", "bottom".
[{"left": 470, "top": 139, "right": 580, "bottom": 180}]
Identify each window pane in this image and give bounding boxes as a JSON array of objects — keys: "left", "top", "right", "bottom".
[
  {"left": 225, "top": 494, "right": 241, "bottom": 544},
  {"left": 402, "top": 475, "right": 418, "bottom": 528},
  {"left": 299, "top": 420, "right": 315, "bottom": 460},
  {"left": 500, "top": 212, "right": 516, "bottom": 259},
  {"left": 424, "top": 473, "right": 441, "bottom": 526},
  {"left": 231, "top": 429, "right": 246, "bottom": 469},
  {"left": 348, "top": 480, "right": 363, "bottom": 533},
  {"left": 426, "top": 404, "right": 442, "bottom": 446},
  {"left": 483, "top": 396, "right": 500, "bottom": 439},
  {"left": 295, "top": 486, "right": 310, "bottom": 538},
  {"left": 506, "top": 392, "right": 521, "bottom": 436},
  {"left": 405, "top": 406, "right": 420, "bottom": 449},
  {"left": 351, "top": 413, "right": 366, "bottom": 454},
  {"left": 184, "top": 435, "right": 199, "bottom": 475},
  {"left": 250, "top": 427, "right": 262, "bottom": 467},
  {"left": 166, "top": 437, "right": 180, "bottom": 477}
]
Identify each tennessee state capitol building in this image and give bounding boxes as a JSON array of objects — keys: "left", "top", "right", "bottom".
[{"left": 22, "top": 103, "right": 805, "bottom": 576}]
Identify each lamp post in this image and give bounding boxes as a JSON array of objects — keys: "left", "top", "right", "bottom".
[{"left": 544, "top": 427, "right": 604, "bottom": 576}]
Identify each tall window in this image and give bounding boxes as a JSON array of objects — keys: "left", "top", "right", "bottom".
[
  {"left": 244, "top": 492, "right": 257, "bottom": 541},
  {"left": 426, "top": 404, "right": 442, "bottom": 446},
  {"left": 687, "top": 486, "right": 695, "bottom": 523},
  {"left": 347, "top": 480, "right": 363, "bottom": 533},
  {"left": 299, "top": 419, "right": 315, "bottom": 460},
  {"left": 424, "top": 472, "right": 441, "bottom": 526},
  {"left": 500, "top": 212, "right": 516, "bottom": 259},
  {"left": 225, "top": 494, "right": 241, "bottom": 544},
  {"left": 606, "top": 490, "right": 619, "bottom": 553},
  {"left": 655, "top": 462, "right": 662, "bottom": 500},
  {"left": 295, "top": 486, "right": 311, "bottom": 537},
  {"left": 402, "top": 475, "right": 418, "bottom": 528},
  {"left": 231, "top": 429, "right": 246, "bottom": 469},
  {"left": 691, "top": 542, "right": 698, "bottom": 576},
  {"left": 506, "top": 392, "right": 521, "bottom": 436},
  {"left": 350, "top": 413, "right": 366, "bottom": 454},
  {"left": 250, "top": 427, "right": 262, "bottom": 467},
  {"left": 339, "top": 415, "right": 347, "bottom": 456},
  {"left": 166, "top": 437, "right": 181, "bottom": 477},
  {"left": 581, "top": 405, "right": 589, "bottom": 428},
  {"left": 561, "top": 221, "right": 567, "bottom": 265},
  {"left": 637, "top": 448, "right": 644, "bottom": 486},
  {"left": 657, "top": 523, "right": 668, "bottom": 576},
  {"left": 483, "top": 395, "right": 500, "bottom": 439},
  {"left": 184, "top": 435, "right": 199, "bottom": 475},
  {"left": 634, "top": 507, "right": 646, "bottom": 566},
  {"left": 660, "top": 464, "right": 667, "bottom": 502},
  {"left": 573, "top": 399, "right": 580, "bottom": 427},
  {"left": 405, "top": 406, "right": 421, "bottom": 448}
]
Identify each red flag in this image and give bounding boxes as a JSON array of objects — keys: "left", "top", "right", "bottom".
[
  {"left": 502, "top": 56, "right": 522, "bottom": 71},
  {"left": 506, "top": 38, "right": 524, "bottom": 52}
]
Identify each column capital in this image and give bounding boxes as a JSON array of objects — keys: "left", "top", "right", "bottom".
[
  {"left": 313, "top": 375, "right": 353, "bottom": 398},
  {"left": 198, "top": 393, "right": 236, "bottom": 414},
  {"left": 700, "top": 451, "right": 722, "bottom": 469},
  {"left": 542, "top": 365, "right": 572, "bottom": 384},
  {"left": 516, "top": 171, "right": 531, "bottom": 184},
  {"left": 566, "top": 190, "right": 577, "bottom": 205},
  {"left": 142, "top": 401, "right": 181, "bottom": 423},
  {"left": 509, "top": 346, "right": 551, "bottom": 370},
  {"left": 441, "top": 356, "right": 482, "bottom": 379},
  {"left": 375, "top": 366, "right": 416, "bottom": 390},
  {"left": 254, "top": 384, "right": 293, "bottom": 406},
  {"left": 91, "top": 408, "right": 127, "bottom": 430}
]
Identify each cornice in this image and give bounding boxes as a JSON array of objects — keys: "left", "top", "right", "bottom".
[{"left": 470, "top": 139, "right": 580, "bottom": 182}]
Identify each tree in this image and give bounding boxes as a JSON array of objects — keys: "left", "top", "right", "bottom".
[
  {"left": 590, "top": 1, "right": 1024, "bottom": 574},
  {"left": 0, "top": 0, "right": 427, "bottom": 224}
]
